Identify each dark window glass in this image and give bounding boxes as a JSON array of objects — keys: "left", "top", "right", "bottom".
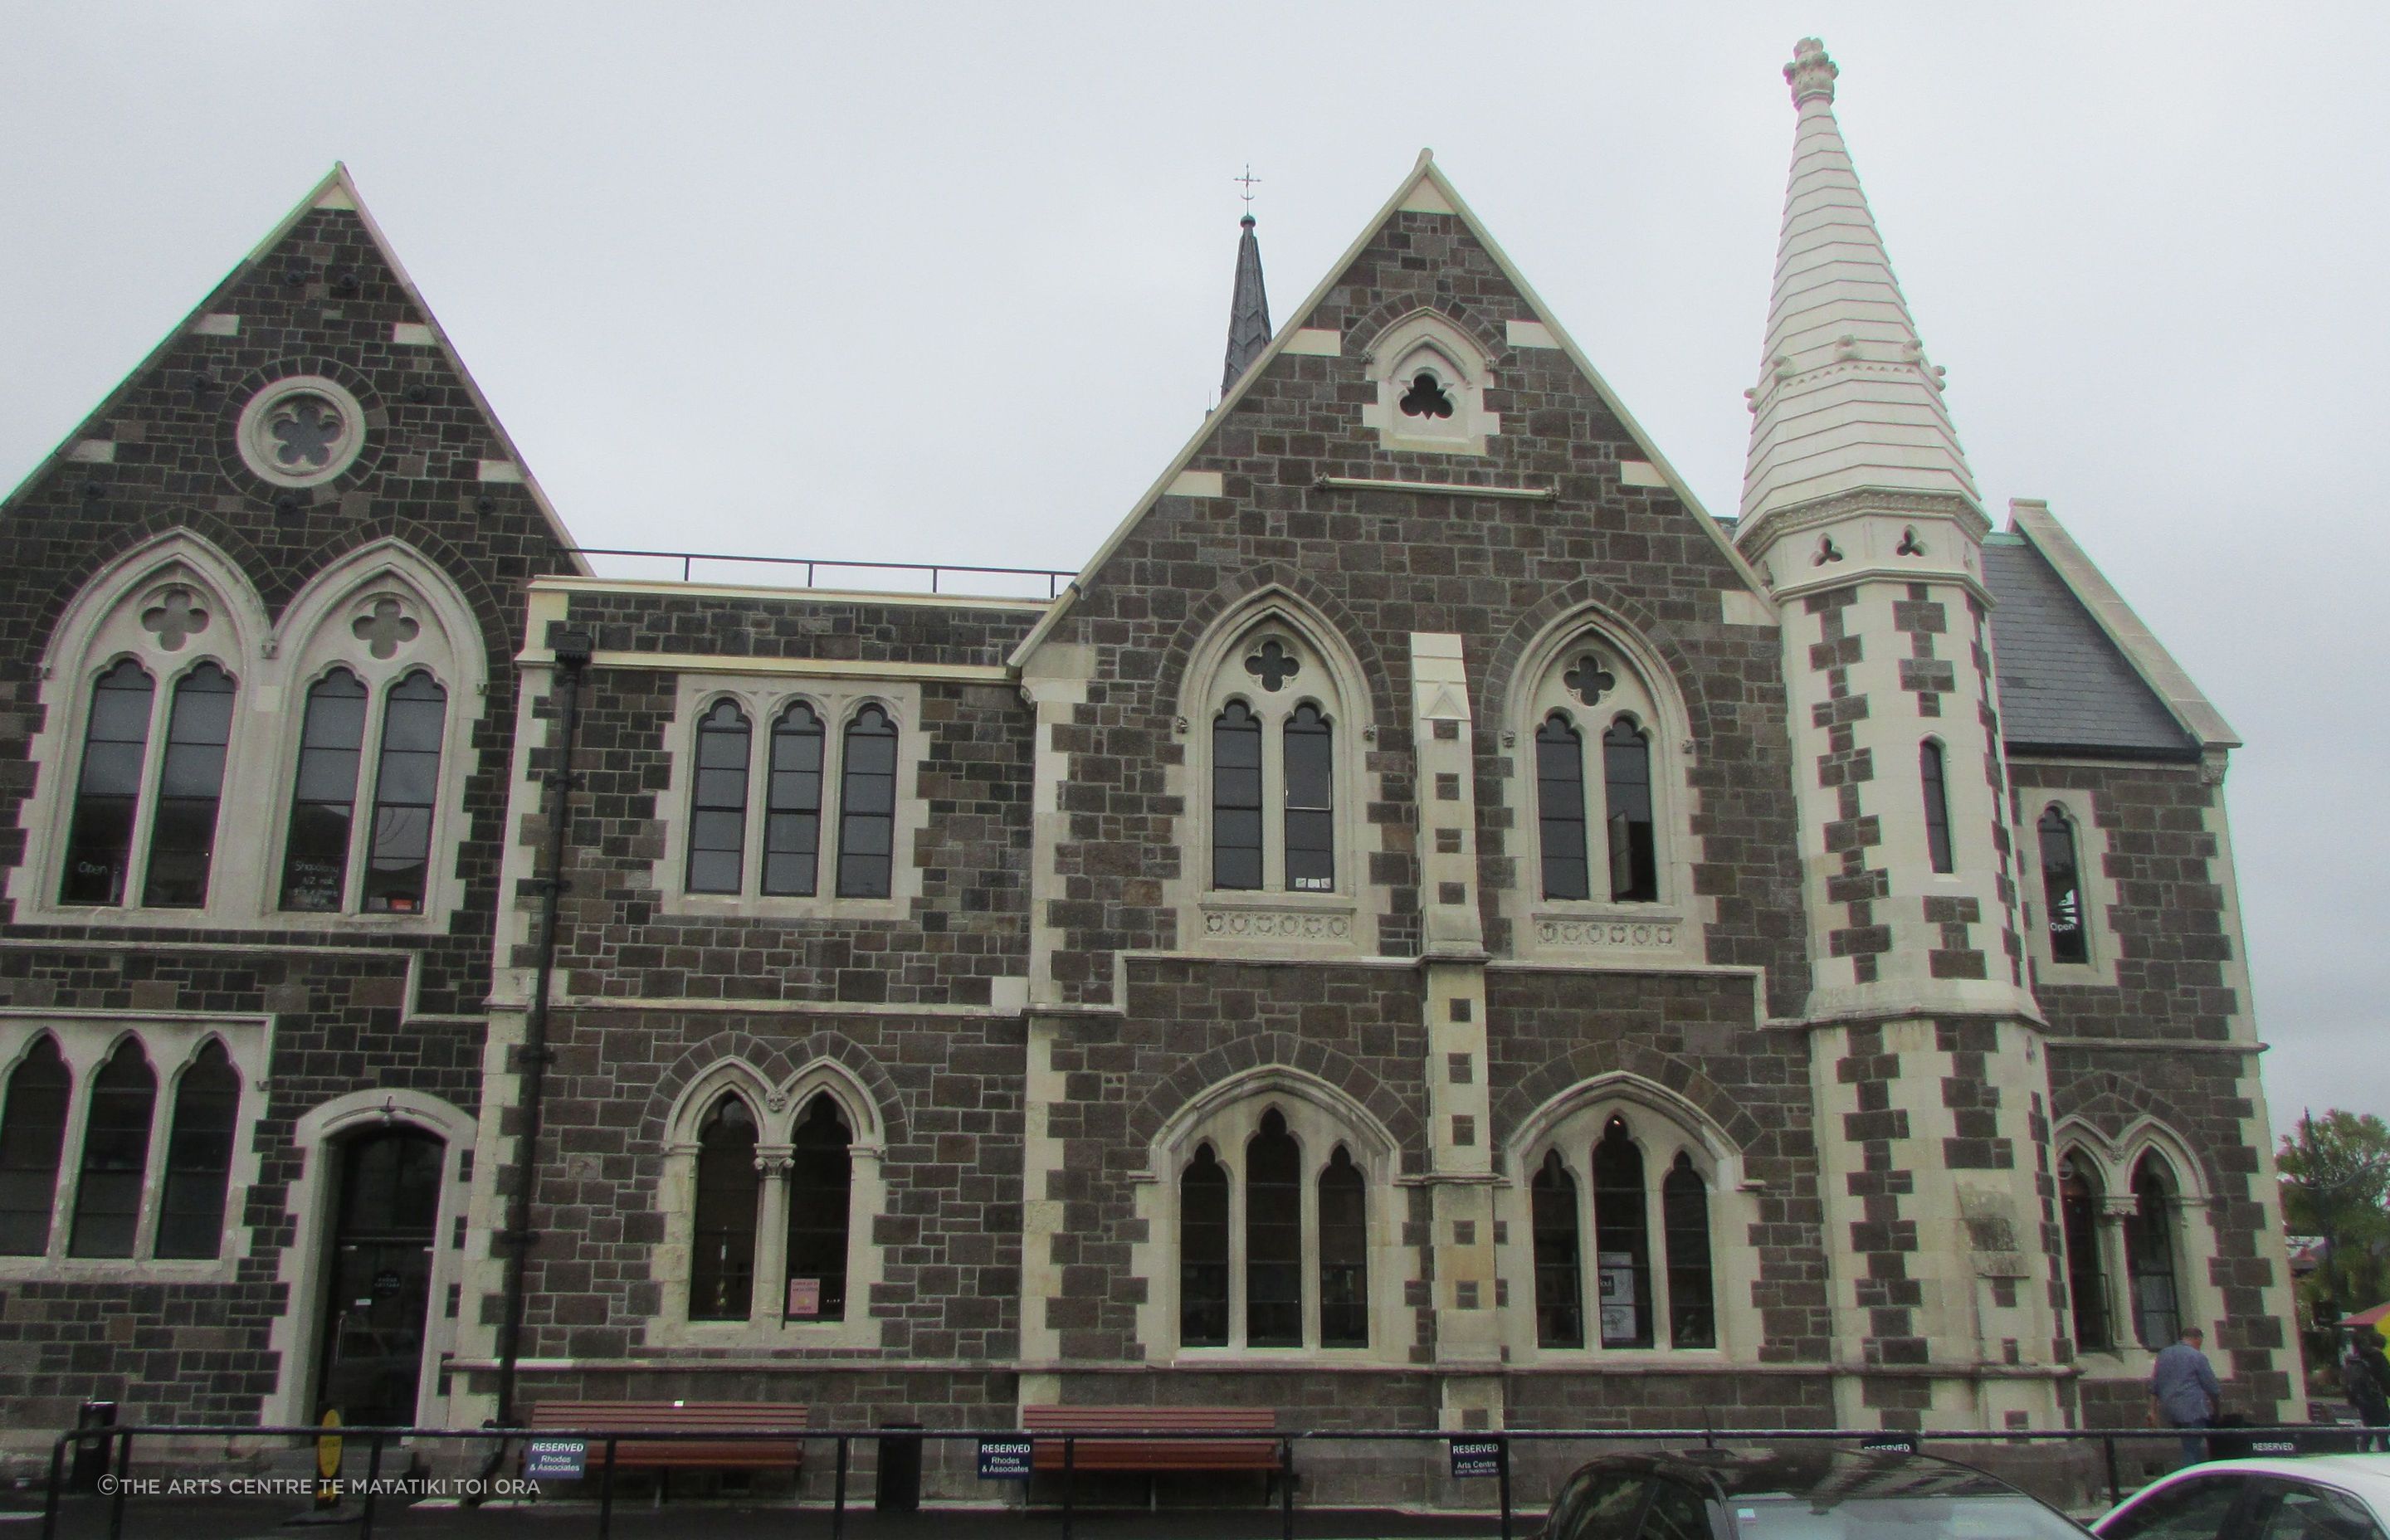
[
  {"left": 784, "top": 1094, "right": 851, "bottom": 1323},
  {"left": 1640, "top": 1480, "right": 1714, "bottom": 1540},
  {"left": 2061, "top": 1156, "right": 2112, "bottom": 1351},
  {"left": 0, "top": 1037, "right": 71, "bottom": 1255},
  {"left": 689, "top": 1094, "right": 758, "bottom": 1320},
  {"left": 2100, "top": 1474, "right": 2246, "bottom": 1540},
  {"left": 762, "top": 703, "right": 824, "bottom": 897},
  {"left": 1602, "top": 718, "right": 1658, "bottom": 902},
  {"left": 1246, "top": 1109, "right": 1302, "bottom": 1347},
  {"left": 836, "top": 705, "right": 897, "bottom": 899},
  {"left": 1179, "top": 1143, "right": 1229, "bottom": 1347},
  {"left": 61, "top": 660, "right": 154, "bottom": 906},
  {"left": 2251, "top": 1479, "right": 2388, "bottom": 1540},
  {"left": 685, "top": 700, "right": 751, "bottom": 894},
  {"left": 1531, "top": 1148, "right": 1584, "bottom": 1348},
  {"left": 1284, "top": 704, "right": 1334, "bottom": 892},
  {"left": 2127, "top": 1155, "right": 2182, "bottom": 1349},
  {"left": 1661, "top": 1151, "right": 1714, "bottom": 1348},
  {"left": 279, "top": 670, "right": 368, "bottom": 911},
  {"left": 1538, "top": 714, "right": 1590, "bottom": 901},
  {"left": 2039, "top": 806, "right": 2089, "bottom": 964},
  {"left": 141, "top": 663, "right": 236, "bottom": 908},
  {"left": 68, "top": 1040, "right": 156, "bottom": 1258},
  {"left": 362, "top": 671, "right": 446, "bottom": 914},
  {"left": 1921, "top": 740, "right": 1955, "bottom": 875},
  {"left": 154, "top": 1040, "right": 241, "bottom": 1259},
  {"left": 1318, "top": 1143, "right": 1367, "bottom": 1348},
  {"left": 1591, "top": 1115, "right": 1652, "bottom": 1348},
  {"left": 1212, "top": 702, "right": 1263, "bottom": 890}
]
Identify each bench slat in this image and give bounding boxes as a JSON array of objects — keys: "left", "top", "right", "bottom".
[
  {"left": 1022, "top": 1404, "right": 1277, "bottom": 1474},
  {"left": 526, "top": 1401, "right": 807, "bottom": 1471}
]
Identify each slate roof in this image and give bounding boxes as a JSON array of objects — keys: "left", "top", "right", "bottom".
[{"left": 1981, "top": 533, "right": 2197, "bottom": 759}]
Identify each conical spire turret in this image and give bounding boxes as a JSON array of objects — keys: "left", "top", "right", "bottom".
[
  {"left": 1739, "top": 38, "right": 1979, "bottom": 529},
  {"left": 1221, "top": 212, "right": 1271, "bottom": 394}
]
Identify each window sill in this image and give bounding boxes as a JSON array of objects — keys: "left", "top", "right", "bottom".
[
  {"left": 1167, "top": 1344, "right": 1393, "bottom": 1367},
  {"left": 17, "top": 902, "right": 445, "bottom": 934},
  {"left": 658, "top": 891, "right": 907, "bottom": 923},
  {"left": 1193, "top": 893, "right": 1361, "bottom": 954},
  {"left": 0, "top": 1255, "right": 241, "bottom": 1284},
  {"left": 643, "top": 1314, "right": 878, "bottom": 1351}
]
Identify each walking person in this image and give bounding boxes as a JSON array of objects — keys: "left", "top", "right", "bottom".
[
  {"left": 2150, "top": 1325, "right": 2222, "bottom": 1466},
  {"left": 2345, "top": 1328, "right": 2390, "bottom": 1451}
]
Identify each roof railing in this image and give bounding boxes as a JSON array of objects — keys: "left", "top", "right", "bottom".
[{"left": 568, "top": 548, "right": 1077, "bottom": 599}]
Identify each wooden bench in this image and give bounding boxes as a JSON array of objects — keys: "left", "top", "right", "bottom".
[
  {"left": 1022, "top": 1404, "right": 1280, "bottom": 1474},
  {"left": 527, "top": 1401, "right": 807, "bottom": 1479}
]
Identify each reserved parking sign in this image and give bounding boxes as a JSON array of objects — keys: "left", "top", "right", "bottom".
[
  {"left": 1449, "top": 1439, "right": 1503, "bottom": 1479},
  {"left": 978, "top": 1437, "right": 1035, "bottom": 1479},
  {"left": 526, "top": 1439, "right": 588, "bottom": 1480}
]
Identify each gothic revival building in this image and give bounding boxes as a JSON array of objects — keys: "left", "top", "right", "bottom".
[{"left": 0, "top": 40, "right": 2292, "bottom": 1474}]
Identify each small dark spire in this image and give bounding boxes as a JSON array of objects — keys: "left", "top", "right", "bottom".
[{"left": 1221, "top": 207, "right": 1271, "bottom": 394}]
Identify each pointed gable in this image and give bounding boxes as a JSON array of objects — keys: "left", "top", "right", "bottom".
[{"left": 0, "top": 165, "right": 588, "bottom": 608}]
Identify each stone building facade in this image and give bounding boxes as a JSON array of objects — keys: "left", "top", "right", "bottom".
[{"left": 0, "top": 39, "right": 2293, "bottom": 1474}]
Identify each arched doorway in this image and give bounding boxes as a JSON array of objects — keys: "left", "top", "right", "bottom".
[{"left": 314, "top": 1125, "right": 443, "bottom": 1425}]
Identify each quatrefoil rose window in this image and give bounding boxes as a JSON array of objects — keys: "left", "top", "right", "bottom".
[{"left": 235, "top": 376, "right": 367, "bottom": 488}]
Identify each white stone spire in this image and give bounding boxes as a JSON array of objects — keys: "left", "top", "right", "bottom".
[{"left": 1740, "top": 38, "right": 1979, "bottom": 528}]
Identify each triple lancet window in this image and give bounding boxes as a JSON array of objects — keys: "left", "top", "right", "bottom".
[
  {"left": 1529, "top": 637, "right": 1665, "bottom": 904},
  {"left": 1529, "top": 1114, "right": 1715, "bottom": 1351},
  {"left": 1178, "top": 1104, "right": 1373, "bottom": 1351},
  {"left": 0, "top": 1032, "right": 243, "bottom": 1263},
  {"left": 684, "top": 697, "right": 899, "bottom": 901}
]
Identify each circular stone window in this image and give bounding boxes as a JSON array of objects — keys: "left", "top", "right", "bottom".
[{"left": 235, "top": 376, "right": 366, "bottom": 488}]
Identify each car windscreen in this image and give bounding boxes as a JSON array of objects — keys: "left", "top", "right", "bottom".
[{"left": 1731, "top": 1491, "right": 2093, "bottom": 1540}]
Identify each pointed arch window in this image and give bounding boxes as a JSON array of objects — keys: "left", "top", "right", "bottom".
[
  {"left": 2126, "top": 1153, "right": 2183, "bottom": 1348},
  {"left": 1212, "top": 702, "right": 1264, "bottom": 890},
  {"left": 1920, "top": 740, "right": 1955, "bottom": 875},
  {"left": 2061, "top": 1153, "right": 2112, "bottom": 1352},
  {"left": 61, "top": 661, "right": 155, "bottom": 907},
  {"left": 1661, "top": 1152, "right": 1714, "bottom": 1348},
  {"left": 784, "top": 1094, "right": 852, "bottom": 1322},
  {"left": 141, "top": 663, "right": 237, "bottom": 908},
  {"left": 1531, "top": 1149, "right": 1584, "bottom": 1348},
  {"left": 1317, "top": 1144, "right": 1368, "bottom": 1348},
  {"left": 0, "top": 1038, "right": 71, "bottom": 1255},
  {"left": 1282, "top": 704, "right": 1334, "bottom": 892},
  {"left": 763, "top": 704, "right": 825, "bottom": 897},
  {"left": 1195, "top": 623, "right": 1354, "bottom": 903},
  {"left": 154, "top": 1040, "right": 241, "bottom": 1260},
  {"left": 2038, "top": 806, "right": 2089, "bottom": 964},
  {"left": 280, "top": 670, "right": 368, "bottom": 910},
  {"left": 360, "top": 672, "right": 446, "bottom": 914},
  {"left": 68, "top": 1040, "right": 158, "bottom": 1258},
  {"left": 1179, "top": 1143, "right": 1231, "bottom": 1347},
  {"left": 689, "top": 1094, "right": 759, "bottom": 1321},
  {"left": 1170, "top": 1095, "right": 1381, "bottom": 1352},
  {"left": 1526, "top": 636, "right": 1674, "bottom": 909},
  {"left": 686, "top": 701, "right": 752, "bottom": 895},
  {"left": 1591, "top": 1116, "right": 1654, "bottom": 1347},
  {"left": 836, "top": 705, "right": 897, "bottom": 899}
]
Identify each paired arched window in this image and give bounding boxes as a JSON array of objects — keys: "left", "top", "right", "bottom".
[
  {"left": 2126, "top": 1153, "right": 2184, "bottom": 1348},
  {"left": 0, "top": 1031, "right": 246, "bottom": 1263},
  {"left": 1202, "top": 627, "right": 1348, "bottom": 896},
  {"left": 1920, "top": 741, "right": 1955, "bottom": 875},
  {"left": 36, "top": 539, "right": 480, "bottom": 923},
  {"left": 1527, "top": 634, "right": 1669, "bottom": 905},
  {"left": 279, "top": 668, "right": 448, "bottom": 914},
  {"left": 1175, "top": 1100, "right": 1376, "bottom": 1351},
  {"left": 61, "top": 660, "right": 237, "bottom": 909},
  {"left": 2037, "top": 805, "right": 2090, "bottom": 965},
  {"left": 1528, "top": 1112, "right": 1715, "bottom": 1351},
  {"left": 683, "top": 696, "right": 900, "bottom": 901},
  {"left": 679, "top": 1079, "right": 866, "bottom": 1329}
]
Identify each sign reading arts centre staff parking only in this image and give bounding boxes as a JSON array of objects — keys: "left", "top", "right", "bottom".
[
  {"left": 1449, "top": 1439, "right": 1503, "bottom": 1479},
  {"left": 526, "top": 1440, "right": 588, "bottom": 1479},
  {"left": 978, "top": 1437, "right": 1034, "bottom": 1479}
]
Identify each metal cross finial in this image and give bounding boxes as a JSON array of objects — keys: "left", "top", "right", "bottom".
[{"left": 1235, "top": 164, "right": 1262, "bottom": 209}]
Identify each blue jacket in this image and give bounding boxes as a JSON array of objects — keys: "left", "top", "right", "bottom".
[{"left": 2151, "top": 1341, "right": 2221, "bottom": 1425}]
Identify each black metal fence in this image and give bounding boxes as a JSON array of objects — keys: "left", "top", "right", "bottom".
[
  {"left": 568, "top": 548, "right": 1077, "bottom": 597},
  {"left": 35, "top": 1419, "right": 2373, "bottom": 1540}
]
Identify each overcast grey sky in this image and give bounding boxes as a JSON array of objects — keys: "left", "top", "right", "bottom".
[{"left": 3, "top": 4, "right": 2380, "bottom": 1134}]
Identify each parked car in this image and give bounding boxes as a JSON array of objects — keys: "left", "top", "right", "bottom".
[
  {"left": 2094, "top": 1455, "right": 2390, "bottom": 1540},
  {"left": 1534, "top": 1446, "right": 2095, "bottom": 1540}
]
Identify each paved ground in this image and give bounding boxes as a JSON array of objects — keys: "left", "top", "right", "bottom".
[{"left": 4, "top": 1496, "right": 1527, "bottom": 1539}]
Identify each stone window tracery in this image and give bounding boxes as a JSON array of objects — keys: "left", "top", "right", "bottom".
[
  {"left": 1527, "top": 635, "right": 1670, "bottom": 906},
  {"left": 234, "top": 376, "right": 367, "bottom": 489},
  {"left": 1361, "top": 312, "right": 1500, "bottom": 456},
  {"left": 1196, "top": 623, "right": 1352, "bottom": 899}
]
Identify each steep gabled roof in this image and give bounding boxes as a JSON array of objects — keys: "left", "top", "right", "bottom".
[
  {"left": 1010, "top": 151, "right": 1769, "bottom": 670},
  {"left": 0, "top": 164, "right": 590, "bottom": 573}
]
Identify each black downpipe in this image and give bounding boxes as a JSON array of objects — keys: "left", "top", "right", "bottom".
[{"left": 492, "top": 633, "right": 589, "bottom": 1437}]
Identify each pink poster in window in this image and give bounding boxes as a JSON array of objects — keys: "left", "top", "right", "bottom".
[{"left": 787, "top": 1278, "right": 822, "bottom": 1318}]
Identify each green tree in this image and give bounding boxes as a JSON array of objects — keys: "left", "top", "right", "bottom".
[{"left": 2280, "top": 1109, "right": 2390, "bottom": 1323}]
